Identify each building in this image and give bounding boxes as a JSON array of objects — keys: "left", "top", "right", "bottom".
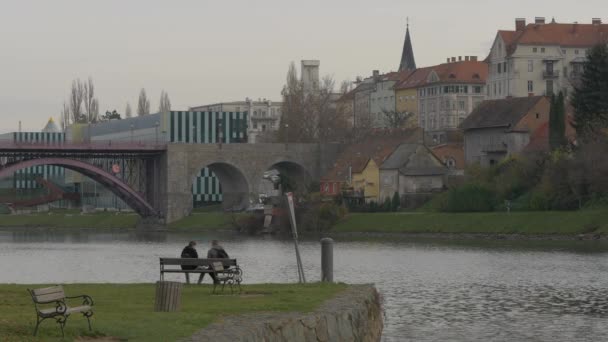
[
  {"left": 394, "top": 67, "right": 432, "bottom": 127},
  {"left": 431, "top": 143, "right": 465, "bottom": 176},
  {"left": 486, "top": 17, "right": 608, "bottom": 100},
  {"left": 460, "top": 96, "right": 550, "bottom": 166},
  {"left": 320, "top": 128, "right": 423, "bottom": 202},
  {"left": 398, "top": 23, "right": 417, "bottom": 72},
  {"left": 190, "top": 98, "right": 280, "bottom": 143},
  {"left": 378, "top": 143, "right": 446, "bottom": 204},
  {"left": 301, "top": 60, "right": 320, "bottom": 93},
  {"left": 369, "top": 71, "right": 413, "bottom": 127},
  {"left": 416, "top": 58, "right": 488, "bottom": 143}
]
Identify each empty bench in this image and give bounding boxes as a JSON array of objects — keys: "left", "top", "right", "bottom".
[
  {"left": 27, "top": 285, "right": 94, "bottom": 337},
  {"left": 159, "top": 258, "right": 243, "bottom": 293}
]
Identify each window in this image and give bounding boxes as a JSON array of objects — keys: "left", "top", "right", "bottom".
[
  {"left": 493, "top": 83, "right": 497, "bottom": 95},
  {"left": 474, "top": 86, "right": 482, "bottom": 94},
  {"left": 563, "top": 66, "right": 568, "bottom": 77},
  {"left": 575, "top": 49, "right": 579, "bottom": 55},
  {"left": 262, "top": 124, "right": 266, "bottom": 131},
  {"left": 535, "top": 113, "right": 540, "bottom": 119},
  {"left": 562, "top": 49, "right": 566, "bottom": 55},
  {"left": 498, "top": 82, "right": 502, "bottom": 94},
  {"left": 459, "top": 101, "right": 465, "bottom": 111},
  {"left": 528, "top": 60, "right": 534, "bottom": 72},
  {"left": 503, "top": 62, "right": 507, "bottom": 73},
  {"left": 253, "top": 122, "right": 258, "bottom": 129},
  {"left": 497, "top": 64, "right": 502, "bottom": 74},
  {"left": 533, "top": 47, "right": 538, "bottom": 53},
  {"left": 541, "top": 47, "right": 545, "bottom": 53},
  {"left": 528, "top": 81, "right": 534, "bottom": 93}
]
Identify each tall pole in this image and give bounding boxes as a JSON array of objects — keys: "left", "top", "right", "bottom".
[{"left": 286, "top": 192, "right": 306, "bottom": 283}]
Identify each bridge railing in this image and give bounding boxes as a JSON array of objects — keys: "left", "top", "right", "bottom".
[{"left": 0, "top": 139, "right": 167, "bottom": 151}]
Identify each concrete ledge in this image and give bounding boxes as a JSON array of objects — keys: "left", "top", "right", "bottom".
[{"left": 183, "top": 285, "right": 383, "bottom": 342}]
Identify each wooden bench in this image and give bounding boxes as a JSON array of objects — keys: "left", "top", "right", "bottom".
[
  {"left": 159, "top": 258, "right": 243, "bottom": 293},
  {"left": 27, "top": 285, "right": 94, "bottom": 337}
]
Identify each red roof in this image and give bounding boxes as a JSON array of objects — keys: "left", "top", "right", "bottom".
[
  {"left": 499, "top": 22, "right": 608, "bottom": 56},
  {"left": 393, "top": 61, "right": 488, "bottom": 90},
  {"left": 525, "top": 114, "right": 577, "bottom": 152}
]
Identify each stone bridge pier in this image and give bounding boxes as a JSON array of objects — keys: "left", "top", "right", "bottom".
[{"left": 159, "top": 143, "right": 343, "bottom": 223}]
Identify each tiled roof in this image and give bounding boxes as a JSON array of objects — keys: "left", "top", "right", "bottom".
[
  {"left": 393, "top": 61, "right": 488, "bottom": 90},
  {"left": 499, "top": 22, "right": 608, "bottom": 56},
  {"left": 322, "top": 128, "right": 423, "bottom": 181},
  {"left": 460, "top": 96, "right": 546, "bottom": 130},
  {"left": 431, "top": 143, "right": 465, "bottom": 170},
  {"left": 380, "top": 143, "right": 446, "bottom": 176},
  {"left": 525, "top": 114, "right": 577, "bottom": 152}
]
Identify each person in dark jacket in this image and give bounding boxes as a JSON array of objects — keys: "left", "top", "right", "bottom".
[
  {"left": 181, "top": 241, "right": 198, "bottom": 270},
  {"left": 197, "top": 240, "right": 230, "bottom": 284}
]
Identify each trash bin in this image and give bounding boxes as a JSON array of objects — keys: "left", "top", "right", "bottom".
[{"left": 154, "top": 281, "right": 183, "bottom": 312}]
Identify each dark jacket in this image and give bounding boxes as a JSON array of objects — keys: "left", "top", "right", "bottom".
[
  {"left": 181, "top": 245, "right": 199, "bottom": 270},
  {"left": 207, "top": 246, "right": 229, "bottom": 259}
]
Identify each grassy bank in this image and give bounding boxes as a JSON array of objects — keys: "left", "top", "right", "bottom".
[
  {"left": 0, "top": 283, "right": 346, "bottom": 341},
  {"left": 332, "top": 210, "right": 608, "bottom": 235},
  {"left": 168, "top": 212, "right": 242, "bottom": 231},
  {"left": 0, "top": 211, "right": 139, "bottom": 229}
]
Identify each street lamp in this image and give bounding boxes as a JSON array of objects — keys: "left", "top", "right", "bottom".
[{"left": 284, "top": 123, "right": 289, "bottom": 150}]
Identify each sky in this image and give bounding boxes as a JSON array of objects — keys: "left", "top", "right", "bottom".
[{"left": 0, "top": 0, "right": 606, "bottom": 132}]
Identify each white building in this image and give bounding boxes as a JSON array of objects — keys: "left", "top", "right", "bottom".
[
  {"left": 301, "top": 60, "right": 320, "bottom": 93},
  {"left": 190, "top": 98, "right": 282, "bottom": 143},
  {"left": 486, "top": 17, "right": 608, "bottom": 100}
]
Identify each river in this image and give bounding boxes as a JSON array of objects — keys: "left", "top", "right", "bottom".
[{"left": 1, "top": 228, "right": 608, "bottom": 341}]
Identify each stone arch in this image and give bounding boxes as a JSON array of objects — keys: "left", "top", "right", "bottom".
[
  {"left": 0, "top": 158, "right": 157, "bottom": 217},
  {"left": 190, "top": 161, "right": 250, "bottom": 211},
  {"left": 265, "top": 160, "right": 313, "bottom": 194}
]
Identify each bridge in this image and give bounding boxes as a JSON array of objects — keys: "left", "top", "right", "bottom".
[{"left": 0, "top": 140, "right": 342, "bottom": 223}]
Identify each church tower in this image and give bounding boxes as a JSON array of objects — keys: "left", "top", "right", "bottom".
[{"left": 399, "top": 20, "right": 417, "bottom": 72}]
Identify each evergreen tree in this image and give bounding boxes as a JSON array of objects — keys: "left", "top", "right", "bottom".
[
  {"left": 391, "top": 191, "right": 401, "bottom": 211},
  {"left": 549, "top": 92, "right": 566, "bottom": 150},
  {"left": 571, "top": 44, "right": 608, "bottom": 140}
]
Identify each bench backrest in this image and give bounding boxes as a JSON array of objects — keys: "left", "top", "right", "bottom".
[
  {"left": 160, "top": 258, "right": 237, "bottom": 267},
  {"left": 28, "top": 285, "right": 66, "bottom": 303}
]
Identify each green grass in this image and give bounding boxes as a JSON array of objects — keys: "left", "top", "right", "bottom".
[
  {"left": 332, "top": 210, "right": 608, "bottom": 235},
  {"left": 0, "top": 211, "right": 139, "bottom": 229},
  {"left": 169, "top": 212, "right": 245, "bottom": 231},
  {"left": 0, "top": 283, "right": 346, "bottom": 342}
]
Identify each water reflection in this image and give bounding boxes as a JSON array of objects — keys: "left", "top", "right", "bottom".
[{"left": 1, "top": 228, "right": 608, "bottom": 341}]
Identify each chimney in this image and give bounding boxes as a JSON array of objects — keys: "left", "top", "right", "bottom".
[
  {"left": 465, "top": 56, "right": 470, "bottom": 61},
  {"left": 592, "top": 18, "right": 602, "bottom": 25},
  {"left": 471, "top": 56, "right": 478, "bottom": 61},
  {"left": 372, "top": 70, "right": 380, "bottom": 78},
  {"left": 535, "top": 17, "right": 545, "bottom": 24},
  {"left": 458, "top": 56, "right": 462, "bottom": 61},
  {"left": 515, "top": 18, "right": 526, "bottom": 31},
  {"left": 451, "top": 57, "right": 456, "bottom": 62},
  {"left": 446, "top": 58, "right": 450, "bottom": 63}
]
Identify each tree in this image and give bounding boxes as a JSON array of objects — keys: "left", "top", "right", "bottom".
[
  {"left": 278, "top": 62, "right": 349, "bottom": 143},
  {"left": 571, "top": 44, "right": 608, "bottom": 140},
  {"left": 137, "top": 88, "right": 151, "bottom": 116},
  {"left": 125, "top": 103, "right": 132, "bottom": 118},
  {"left": 549, "top": 92, "right": 566, "bottom": 150},
  {"left": 158, "top": 90, "right": 171, "bottom": 114},
  {"left": 381, "top": 109, "right": 414, "bottom": 128},
  {"left": 101, "top": 110, "right": 121, "bottom": 121},
  {"left": 391, "top": 191, "right": 401, "bottom": 211},
  {"left": 69, "top": 79, "right": 85, "bottom": 123},
  {"left": 60, "top": 101, "right": 70, "bottom": 132},
  {"left": 83, "top": 77, "right": 99, "bottom": 123}
]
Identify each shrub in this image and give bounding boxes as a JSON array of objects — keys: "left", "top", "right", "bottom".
[
  {"left": 443, "top": 184, "right": 496, "bottom": 212},
  {"left": 391, "top": 192, "right": 401, "bottom": 211}
]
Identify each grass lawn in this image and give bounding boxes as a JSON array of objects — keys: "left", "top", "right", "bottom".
[
  {"left": 0, "top": 283, "right": 346, "bottom": 342},
  {"left": 332, "top": 210, "right": 608, "bottom": 235},
  {"left": 0, "top": 211, "right": 139, "bottom": 229},
  {"left": 169, "top": 212, "right": 245, "bottom": 231}
]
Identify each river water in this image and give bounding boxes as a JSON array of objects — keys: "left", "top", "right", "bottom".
[{"left": 1, "top": 228, "right": 608, "bottom": 341}]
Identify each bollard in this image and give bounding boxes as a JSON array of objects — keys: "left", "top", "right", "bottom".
[{"left": 321, "top": 238, "right": 334, "bottom": 282}]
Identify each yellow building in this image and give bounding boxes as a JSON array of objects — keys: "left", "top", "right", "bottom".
[
  {"left": 351, "top": 159, "right": 380, "bottom": 202},
  {"left": 393, "top": 67, "right": 433, "bottom": 127}
]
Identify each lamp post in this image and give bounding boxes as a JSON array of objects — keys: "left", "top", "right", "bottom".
[
  {"left": 155, "top": 121, "right": 159, "bottom": 144},
  {"left": 284, "top": 123, "right": 289, "bottom": 150}
]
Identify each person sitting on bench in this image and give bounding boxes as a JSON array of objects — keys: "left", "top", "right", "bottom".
[{"left": 198, "top": 240, "right": 230, "bottom": 284}]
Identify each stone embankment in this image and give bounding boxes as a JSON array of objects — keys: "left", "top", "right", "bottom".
[{"left": 183, "top": 285, "right": 383, "bottom": 342}]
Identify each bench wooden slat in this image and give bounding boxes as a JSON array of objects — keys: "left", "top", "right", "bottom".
[
  {"left": 32, "top": 286, "right": 64, "bottom": 296},
  {"left": 160, "top": 258, "right": 237, "bottom": 267},
  {"left": 34, "top": 292, "right": 66, "bottom": 303}
]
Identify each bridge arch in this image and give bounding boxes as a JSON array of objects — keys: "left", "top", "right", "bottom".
[
  {"left": 266, "top": 160, "right": 313, "bottom": 194},
  {"left": 190, "top": 161, "right": 250, "bottom": 211},
  {"left": 0, "top": 158, "right": 157, "bottom": 217}
]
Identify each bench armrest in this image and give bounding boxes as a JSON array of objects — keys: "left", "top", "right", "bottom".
[{"left": 65, "top": 294, "right": 94, "bottom": 306}]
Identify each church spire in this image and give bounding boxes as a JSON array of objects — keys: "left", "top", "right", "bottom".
[{"left": 399, "top": 18, "right": 417, "bottom": 72}]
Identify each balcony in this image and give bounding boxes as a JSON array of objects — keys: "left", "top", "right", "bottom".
[{"left": 543, "top": 70, "right": 560, "bottom": 79}]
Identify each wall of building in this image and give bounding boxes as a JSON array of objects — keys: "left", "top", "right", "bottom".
[
  {"left": 400, "top": 174, "right": 444, "bottom": 193},
  {"left": 464, "top": 128, "right": 530, "bottom": 166},
  {"left": 370, "top": 80, "right": 397, "bottom": 127},
  {"left": 379, "top": 169, "right": 399, "bottom": 201},
  {"left": 352, "top": 159, "right": 380, "bottom": 202},
  {"left": 395, "top": 87, "right": 419, "bottom": 126}
]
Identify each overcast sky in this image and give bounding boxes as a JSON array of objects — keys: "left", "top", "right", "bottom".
[{"left": 0, "top": 0, "right": 606, "bottom": 132}]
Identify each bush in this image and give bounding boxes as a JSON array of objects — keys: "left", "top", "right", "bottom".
[
  {"left": 391, "top": 192, "right": 400, "bottom": 211},
  {"left": 443, "top": 184, "right": 496, "bottom": 212}
]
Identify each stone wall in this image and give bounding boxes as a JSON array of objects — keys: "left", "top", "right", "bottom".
[{"left": 183, "top": 285, "right": 383, "bottom": 342}]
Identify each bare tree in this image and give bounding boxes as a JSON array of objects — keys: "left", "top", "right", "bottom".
[
  {"left": 60, "top": 101, "right": 70, "bottom": 131},
  {"left": 278, "top": 62, "right": 349, "bottom": 143},
  {"left": 69, "top": 79, "right": 85, "bottom": 123},
  {"left": 158, "top": 90, "right": 171, "bottom": 114},
  {"left": 125, "top": 102, "right": 132, "bottom": 118},
  {"left": 83, "top": 77, "right": 99, "bottom": 123},
  {"left": 137, "top": 88, "right": 150, "bottom": 116},
  {"left": 381, "top": 109, "right": 414, "bottom": 128},
  {"left": 340, "top": 80, "right": 353, "bottom": 94}
]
